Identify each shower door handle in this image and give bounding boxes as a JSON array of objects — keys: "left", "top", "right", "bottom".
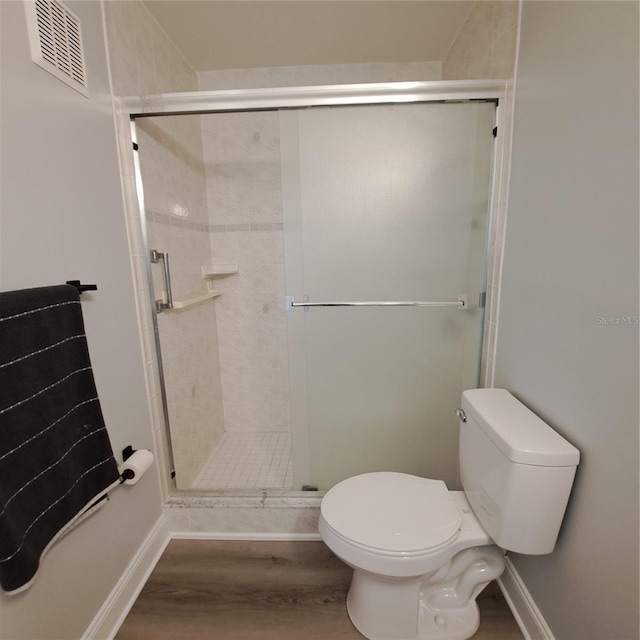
[{"left": 150, "top": 249, "right": 174, "bottom": 313}]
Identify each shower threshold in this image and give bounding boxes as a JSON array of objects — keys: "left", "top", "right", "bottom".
[{"left": 191, "top": 431, "right": 293, "bottom": 490}]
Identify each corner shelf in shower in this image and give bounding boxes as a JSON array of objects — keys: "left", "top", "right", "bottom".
[{"left": 201, "top": 264, "right": 239, "bottom": 278}]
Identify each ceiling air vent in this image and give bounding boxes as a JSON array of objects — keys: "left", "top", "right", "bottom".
[{"left": 24, "top": 0, "right": 89, "bottom": 97}]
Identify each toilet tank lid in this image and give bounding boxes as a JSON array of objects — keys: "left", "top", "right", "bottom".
[{"left": 461, "top": 389, "right": 580, "bottom": 467}]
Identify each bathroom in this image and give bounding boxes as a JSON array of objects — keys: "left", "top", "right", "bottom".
[{"left": 0, "top": 1, "right": 638, "bottom": 639}]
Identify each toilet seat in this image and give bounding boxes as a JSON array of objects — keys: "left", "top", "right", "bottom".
[{"left": 321, "top": 472, "right": 462, "bottom": 555}]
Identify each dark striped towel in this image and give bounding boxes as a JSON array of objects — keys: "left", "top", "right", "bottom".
[{"left": 0, "top": 285, "right": 120, "bottom": 594}]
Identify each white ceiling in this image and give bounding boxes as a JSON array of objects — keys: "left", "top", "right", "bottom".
[{"left": 142, "top": 1, "right": 475, "bottom": 71}]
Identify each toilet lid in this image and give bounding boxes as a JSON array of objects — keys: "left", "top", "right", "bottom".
[{"left": 321, "top": 472, "right": 461, "bottom": 553}]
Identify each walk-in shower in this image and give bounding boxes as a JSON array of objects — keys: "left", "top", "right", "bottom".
[{"left": 127, "top": 81, "right": 502, "bottom": 495}]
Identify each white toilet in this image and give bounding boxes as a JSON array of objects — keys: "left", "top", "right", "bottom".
[{"left": 319, "top": 388, "right": 580, "bottom": 640}]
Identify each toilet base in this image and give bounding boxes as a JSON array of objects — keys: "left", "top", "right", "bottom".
[
  {"left": 345, "top": 546, "right": 506, "bottom": 640},
  {"left": 347, "top": 572, "right": 425, "bottom": 640},
  {"left": 417, "top": 600, "right": 480, "bottom": 640}
]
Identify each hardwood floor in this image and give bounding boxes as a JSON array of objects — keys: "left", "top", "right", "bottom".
[{"left": 116, "top": 540, "right": 524, "bottom": 640}]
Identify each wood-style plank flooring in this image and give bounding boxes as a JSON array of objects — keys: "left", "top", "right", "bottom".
[{"left": 116, "top": 540, "right": 524, "bottom": 640}]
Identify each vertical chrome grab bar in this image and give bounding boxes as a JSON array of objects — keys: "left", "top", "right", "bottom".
[{"left": 150, "top": 249, "right": 173, "bottom": 313}]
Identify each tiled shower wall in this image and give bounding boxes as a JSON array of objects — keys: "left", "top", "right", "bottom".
[
  {"left": 138, "top": 114, "right": 226, "bottom": 489},
  {"left": 103, "top": 1, "right": 224, "bottom": 491},
  {"left": 201, "top": 111, "right": 288, "bottom": 434},
  {"left": 198, "top": 61, "right": 442, "bottom": 90},
  {"left": 442, "top": 1, "right": 519, "bottom": 81}
]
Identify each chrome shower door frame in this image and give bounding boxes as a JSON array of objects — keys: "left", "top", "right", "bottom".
[{"left": 126, "top": 80, "right": 505, "bottom": 496}]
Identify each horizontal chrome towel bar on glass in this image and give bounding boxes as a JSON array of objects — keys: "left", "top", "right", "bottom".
[{"left": 285, "top": 295, "right": 468, "bottom": 311}]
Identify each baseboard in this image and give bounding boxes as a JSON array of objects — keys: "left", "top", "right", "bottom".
[
  {"left": 169, "top": 531, "right": 322, "bottom": 541},
  {"left": 82, "top": 515, "right": 170, "bottom": 640},
  {"left": 498, "top": 556, "right": 555, "bottom": 640}
]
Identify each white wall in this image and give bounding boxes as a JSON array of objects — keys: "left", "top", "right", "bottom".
[
  {"left": 495, "top": 2, "right": 639, "bottom": 639},
  {"left": 0, "top": 1, "right": 163, "bottom": 637}
]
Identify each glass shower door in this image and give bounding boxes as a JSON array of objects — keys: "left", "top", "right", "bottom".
[{"left": 282, "top": 102, "right": 495, "bottom": 490}]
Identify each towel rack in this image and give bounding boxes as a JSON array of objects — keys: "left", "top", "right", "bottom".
[
  {"left": 285, "top": 294, "right": 467, "bottom": 311},
  {"left": 66, "top": 280, "right": 97, "bottom": 295}
]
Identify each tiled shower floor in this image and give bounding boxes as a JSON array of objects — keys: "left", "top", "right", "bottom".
[{"left": 191, "top": 431, "right": 293, "bottom": 490}]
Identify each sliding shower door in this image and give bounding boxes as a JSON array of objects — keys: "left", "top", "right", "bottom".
[
  {"left": 282, "top": 102, "right": 495, "bottom": 490},
  {"left": 133, "top": 97, "right": 495, "bottom": 494}
]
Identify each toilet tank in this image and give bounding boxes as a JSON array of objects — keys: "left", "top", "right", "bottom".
[{"left": 459, "top": 389, "right": 579, "bottom": 555}]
